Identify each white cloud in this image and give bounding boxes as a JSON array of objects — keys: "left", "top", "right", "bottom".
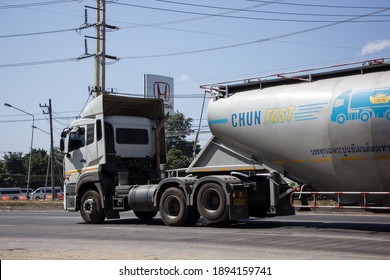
[
  {"left": 361, "top": 39, "right": 390, "bottom": 55},
  {"left": 180, "top": 74, "right": 189, "bottom": 81}
]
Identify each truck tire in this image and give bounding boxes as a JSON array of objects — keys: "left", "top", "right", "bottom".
[
  {"left": 386, "top": 110, "right": 390, "bottom": 120},
  {"left": 196, "top": 183, "right": 228, "bottom": 223},
  {"left": 159, "top": 187, "right": 199, "bottom": 226},
  {"left": 336, "top": 114, "right": 346, "bottom": 124},
  {"left": 361, "top": 111, "right": 370, "bottom": 122},
  {"left": 133, "top": 211, "right": 157, "bottom": 221},
  {"left": 80, "top": 190, "right": 106, "bottom": 224}
]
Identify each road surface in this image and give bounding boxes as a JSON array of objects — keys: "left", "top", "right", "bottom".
[{"left": 0, "top": 210, "right": 389, "bottom": 259}]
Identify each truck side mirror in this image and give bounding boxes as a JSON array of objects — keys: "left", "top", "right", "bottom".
[{"left": 60, "top": 138, "right": 65, "bottom": 152}]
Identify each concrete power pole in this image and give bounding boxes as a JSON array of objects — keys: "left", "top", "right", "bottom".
[
  {"left": 40, "top": 99, "right": 55, "bottom": 200},
  {"left": 49, "top": 99, "right": 55, "bottom": 200},
  {"left": 94, "top": 0, "right": 106, "bottom": 97}
]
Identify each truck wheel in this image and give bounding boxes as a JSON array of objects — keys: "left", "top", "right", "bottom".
[
  {"left": 80, "top": 190, "right": 106, "bottom": 224},
  {"left": 386, "top": 110, "right": 390, "bottom": 120},
  {"left": 159, "top": 187, "right": 199, "bottom": 226},
  {"left": 133, "top": 211, "right": 157, "bottom": 221},
  {"left": 336, "top": 114, "right": 346, "bottom": 124},
  {"left": 196, "top": 183, "right": 228, "bottom": 223},
  {"left": 361, "top": 111, "right": 370, "bottom": 122}
]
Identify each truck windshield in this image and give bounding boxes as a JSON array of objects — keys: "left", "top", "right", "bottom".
[
  {"left": 68, "top": 127, "right": 86, "bottom": 152},
  {"left": 334, "top": 98, "right": 345, "bottom": 108}
]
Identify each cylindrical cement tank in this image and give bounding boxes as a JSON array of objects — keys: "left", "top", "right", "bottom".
[{"left": 207, "top": 66, "right": 390, "bottom": 194}]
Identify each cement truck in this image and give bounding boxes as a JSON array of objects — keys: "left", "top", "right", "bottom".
[{"left": 60, "top": 60, "right": 390, "bottom": 226}]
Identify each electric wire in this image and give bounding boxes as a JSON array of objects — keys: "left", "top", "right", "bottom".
[
  {"left": 114, "top": 2, "right": 390, "bottom": 23},
  {"left": 0, "top": 0, "right": 78, "bottom": 9},
  {"left": 0, "top": 27, "right": 84, "bottom": 39},
  {"left": 246, "top": 0, "right": 390, "bottom": 10},
  {"left": 156, "top": 0, "right": 390, "bottom": 18},
  {"left": 0, "top": 57, "right": 78, "bottom": 68},
  {"left": 120, "top": 8, "right": 390, "bottom": 60}
]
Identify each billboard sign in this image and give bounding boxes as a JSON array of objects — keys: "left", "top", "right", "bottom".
[{"left": 144, "top": 74, "right": 174, "bottom": 115}]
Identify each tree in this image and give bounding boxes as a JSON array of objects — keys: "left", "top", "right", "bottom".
[
  {"left": 165, "top": 111, "right": 201, "bottom": 170},
  {"left": 23, "top": 148, "right": 49, "bottom": 175},
  {"left": 166, "top": 149, "right": 191, "bottom": 170},
  {"left": 0, "top": 148, "right": 63, "bottom": 188},
  {"left": 3, "top": 152, "right": 25, "bottom": 175},
  {"left": 0, "top": 152, "right": 25, "bottom": 187}
]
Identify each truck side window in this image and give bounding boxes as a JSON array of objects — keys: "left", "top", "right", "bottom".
[
  {"left": 96, "top": 120, "right": 102, "bottom": 141},
  {"left": 87, "top": 124, "right": 94, "bottom": 145},
  {"left": 104, "top": 123, "right": 115, "bottom": 154},
  {"left": 68, "top": 127, "right": 85, "bottom": 152}
]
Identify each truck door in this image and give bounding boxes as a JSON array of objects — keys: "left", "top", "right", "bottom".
[{"left": 66, "top": 126, "right": 87, "bottom": 179}]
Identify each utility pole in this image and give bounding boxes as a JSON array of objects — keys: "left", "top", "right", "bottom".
[
  {"left": 82, "top": 0, "right": 118, "bottom": 97},
  {"left": 40, "top": 99, "right": 55, "bottom": 200},
  {"left": 95, "top": 0, "right": 106, "bottom": 97}
]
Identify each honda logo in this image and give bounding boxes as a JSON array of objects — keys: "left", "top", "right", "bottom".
[{"left": 154, "top": 82, "right": 170, "bottom": 101}]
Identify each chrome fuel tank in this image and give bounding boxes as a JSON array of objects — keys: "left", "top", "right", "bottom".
[{"left": 207, "top": 67, "right": 390, "bottom": 193}]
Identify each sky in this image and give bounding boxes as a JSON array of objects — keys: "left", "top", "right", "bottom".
[{"left": 1, "top": 0, "right": 390, "bottom": 155}]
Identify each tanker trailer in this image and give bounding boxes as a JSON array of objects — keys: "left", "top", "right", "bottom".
[
  {"left": 62, "top": 61, "right": 390, "bottom": 227},
  {"left": 202, "top": 61, "right": 390, "bottom": 208}
]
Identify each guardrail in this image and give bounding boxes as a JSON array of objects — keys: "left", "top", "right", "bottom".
[{"left": 291, "top": 191, "right": 390, "bottom": 210}]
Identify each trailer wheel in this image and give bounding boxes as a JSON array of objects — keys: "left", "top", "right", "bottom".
[
  {"left": 80, "top": 190, "right": 106, "bottom": 224},
  {"left": 196, "top": 183, "right": 228, "bottom": 223},
  {"left": 133, "top": 211, "right": 157, "bottom": 221},
  {"left": 159, "top": 187, "right": 199, "bottom": 226}
]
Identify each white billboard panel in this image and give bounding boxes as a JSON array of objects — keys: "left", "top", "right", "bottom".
[{"left": 144, "top": 74, "right": 174, "bottom": 116}]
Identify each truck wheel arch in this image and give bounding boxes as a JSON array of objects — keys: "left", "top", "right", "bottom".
[
  {"left": 190, "top": 175, "right": 242, "bottom": 206},
  {"left": 154, "top": 177, "right": 196, "bottom": 207},
  {"left": 76, "top": 172, "right": 109, "bottom": 210},
  {"left": 76, "top": 182, "right": 103, "bottom": 211}
]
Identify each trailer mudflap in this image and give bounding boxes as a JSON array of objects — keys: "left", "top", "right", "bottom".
[{"left": 229, "top": 190, "right": 249, "bottom": 220}]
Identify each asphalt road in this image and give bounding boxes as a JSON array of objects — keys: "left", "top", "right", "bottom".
[{"left": 0, "top": 209, "right": 389, "bottom": 260}]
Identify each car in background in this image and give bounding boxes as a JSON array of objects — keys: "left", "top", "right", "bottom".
[
  {"left": 0, "top": 187, "right": 21, "bottom": 200},
  {"left": 20, "top": 187, "right": 33, "bottom": 199},
  {"left": 29, "top": 187, "right": 63, "bottom": 200}
]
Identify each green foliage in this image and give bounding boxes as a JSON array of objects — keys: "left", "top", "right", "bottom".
[
  {"left": 23, "top": 148, "right": 49, "bottom": 175},
  {"left": 0, "top": 148, "right": 63, "bottom": 188},
  {"left": 166, "top": 149, "right": 191, "bottom": 170},
  {"left": 3, "top": 152, "right": 25, "bottom": 175},
  {"left": 164, "top": 111, "right": 201, "bottom": 170},
  {"left": 0, "top": 152, "right": 25, "bottom": 187}
]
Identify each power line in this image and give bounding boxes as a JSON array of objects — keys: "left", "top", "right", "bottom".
[
  {"left": 0, "top": 0, "right": 78, "bottom": 9},
  {"left": 0, "top": 57, "right": 78, "bottom": 68},
  {"left": 120, "top": 7, "right": 390, "bottom": 60},
  {"left": 0, "top": 116, "right": 76, "bottom": 124},
  {"left": 156, "top": 0, "right": 390, "bottom": 18},
  {"left": 1, "top": 4, "right": 388, "bottom": 68},
  {"left": 0, "top": 27, "right": 79, "bottom": 39},
  {"left": 118, "top": 0, "right": 280, "bottom": 29},
  {"left": 114, "top": 2, "right": 390, "bottom": 23},
  {"left": 246, "top": 0, "right": 390, "bottom": 10}
]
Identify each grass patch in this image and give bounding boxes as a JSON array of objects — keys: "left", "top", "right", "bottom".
[{"left": 0, "top": 199, "right": 63, "bottom": 209}]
